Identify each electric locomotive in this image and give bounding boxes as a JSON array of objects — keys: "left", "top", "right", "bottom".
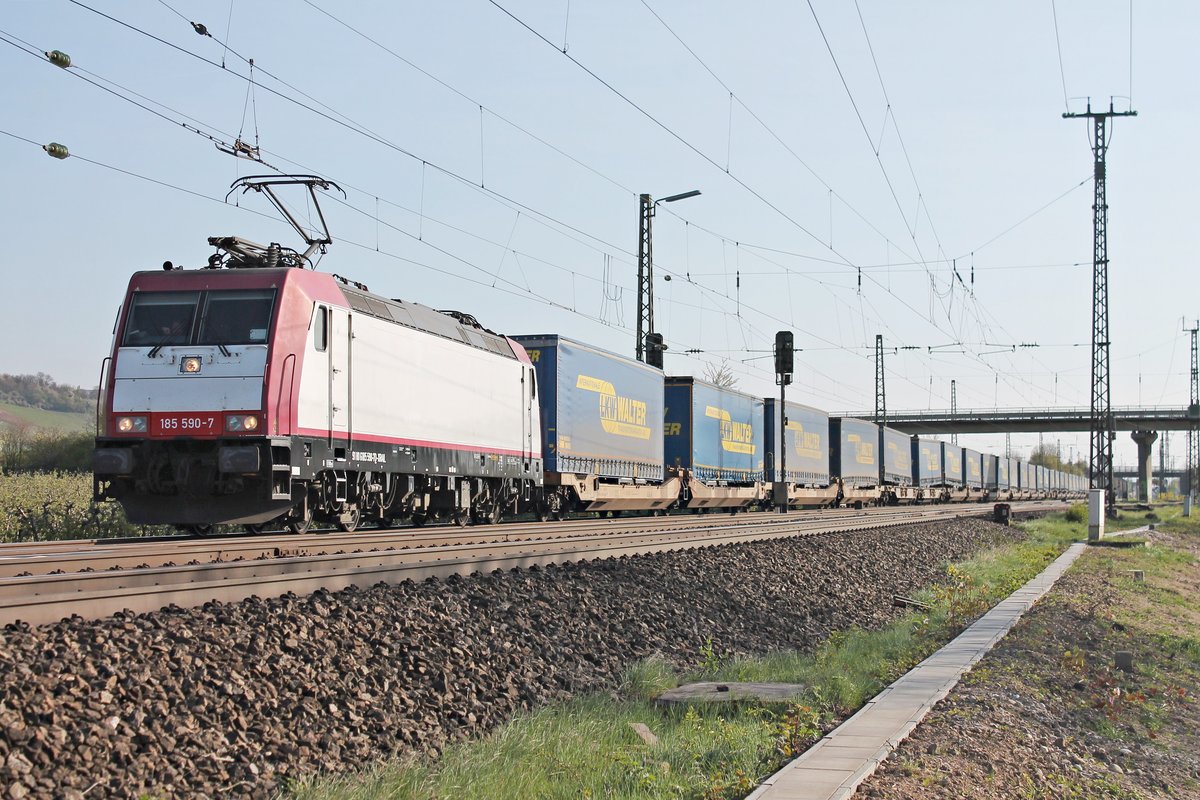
[{"left": 94, "top": 176, "right": 543, "bottom": 533}]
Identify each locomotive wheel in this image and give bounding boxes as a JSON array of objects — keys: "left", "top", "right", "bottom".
[
  {"left": 411, "top": 513, "right": 428, "bottom": 528},
  {"left": 452, "top": 511, "right": 469, "bottom": 527},
  {"left": 336, "top": 506, "right": 361, "bottom": 533},
  {"left": 473, "top": 505, "right": 502, "bottom": 525}
]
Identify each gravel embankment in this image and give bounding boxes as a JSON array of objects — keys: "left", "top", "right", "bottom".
[{"left": 0, "top": 517, "right": 1022, "bottom": 799}]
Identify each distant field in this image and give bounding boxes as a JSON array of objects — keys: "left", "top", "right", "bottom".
[{"left": 0, "top": 401, "right": 92, "bottom": 433}]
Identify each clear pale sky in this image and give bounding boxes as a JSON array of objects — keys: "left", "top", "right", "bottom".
[{"left": 2, "top": 0, "right": 1194, "bottom": 468}]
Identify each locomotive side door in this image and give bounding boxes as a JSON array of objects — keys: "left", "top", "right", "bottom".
[
  {"left": 329, "top": 307, "right": 351, "bottom": 439},
  {"left": 522, "top": 367, "right": 531, "bottom": 471}
]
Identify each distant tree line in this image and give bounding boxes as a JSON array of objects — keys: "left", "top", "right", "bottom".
[
  {"left": 1029, "top": 442, "right": 1087, "bottom": 476},
  {"left": 0, "top": 373, "right": 96, "bottom": 414}
]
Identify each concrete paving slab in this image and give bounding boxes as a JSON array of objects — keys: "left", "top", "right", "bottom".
[
  {"left": 747, "top": 541, "right": 1086, "bottom": 800},
  {"left": 818, "top": 745, "right": 886, "bottom": 759}
]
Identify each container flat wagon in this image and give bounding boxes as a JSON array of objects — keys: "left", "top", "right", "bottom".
[
  {"left": 514, "top": 334, "right": 678, "bottom": 514},
  {"left": 912, "top": 437, "right": 949, "bottom": 502},
  {"left": 830, "top": 417, "right": 881, "bottom": 506},
  {"left": 665, "top": 377, "right": 765, "bottom": 509},
  {"left": 764, "top": 399, "right": 837, "bottom": 507},
  {"left": 880, "top": 427, "right": 914, "bottom": 503}
]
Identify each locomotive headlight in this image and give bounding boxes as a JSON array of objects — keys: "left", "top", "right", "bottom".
[
  {"left": 116, "top": 415, "right": 147, "bottom": 433},
  {"left": 181, "top": 357, "right": 202, "bottom": 374},
  {"left": 226, "top": 414, "right": 259, "bottom": 432}
]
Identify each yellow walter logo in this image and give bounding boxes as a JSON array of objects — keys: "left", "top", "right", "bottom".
[
  {"left": 577, "top": 374, "right": 650, "bottom": 440},
  {"left": 886, "top": 440, "right": 910, "bottom": 469},
  {"left": 705, "top": 406, "right": 755, "bottom": 455},
  {"left": 785, "top": 420, "right": 822, "bottom": 459},
  {"left": 847, "top": 433, "right": 875, "bottom": 465}
]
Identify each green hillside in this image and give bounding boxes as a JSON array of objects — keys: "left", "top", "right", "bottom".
[{"left": 0, "top": 402, "right": 92, "bottom": 434}]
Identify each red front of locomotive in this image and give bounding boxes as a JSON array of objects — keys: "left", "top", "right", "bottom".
[{"left": 93, "top": 268, "right": 323, "bottom": 527}]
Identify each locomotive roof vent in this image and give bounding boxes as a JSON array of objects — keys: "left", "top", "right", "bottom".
[{"left": 208, "top": 174, "right": 345, "bottom": 270}]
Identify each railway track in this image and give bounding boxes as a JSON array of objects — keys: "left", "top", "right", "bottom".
[
  {"left": 0, "top": 501, "right": 1062, "bottom": 629},
  {"left": 0, "top": 505, "right": 982, "bottom": 577}
]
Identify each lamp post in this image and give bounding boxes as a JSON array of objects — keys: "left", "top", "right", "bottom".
[{"left": 637, "top": 189, "right": 701, "bottom": 366}]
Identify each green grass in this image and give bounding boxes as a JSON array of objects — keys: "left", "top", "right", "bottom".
[
  {"left": 0, "top": 401, "right": 92, "bottom": 433},
  {"left": 286, "top": 507, "right": 1112, "bottom": 800},
  {"left": 289, "top": 695, "right": 797, "bottom": 800}
]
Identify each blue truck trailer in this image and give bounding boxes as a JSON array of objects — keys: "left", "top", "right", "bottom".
[
  {"left": 996, "top": 457, "right": 1010, "bottom": 491},
  {"left": 963, "top": 447, "right": 984, "bottom": 490},
  {"left": 983, "top": 454, "right": 999, "bottom": 491},
  {"left": 882, "top": 427, "right": 913, "bottom": 486},
  {"left": 943, "top": 443, "right": 963, "bottom": 487},
  {"left": 513, "top": 334, "right": 664, "bottom": 482},
  {"left": 830, "top": 417, "right": 878, "bottom": 488},
  {"left": 763, "top": 399, "right": 831, "bottom": 486},
  {"left": 665, "top": 377, "right": 764, "bottom": 484},
  {"left": 912, "top": 438, "right": 944, "bottom": 486}
]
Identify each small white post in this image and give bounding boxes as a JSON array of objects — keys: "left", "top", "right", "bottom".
[{"left": 1088, "top": 488, "right": 1105, "bottom": 541}]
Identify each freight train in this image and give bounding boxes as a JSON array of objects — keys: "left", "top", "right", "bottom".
[{"left": 93, "top": 215, "right": 1084, "bottom": 533}]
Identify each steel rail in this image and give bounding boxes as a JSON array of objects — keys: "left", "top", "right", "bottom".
[
  {"left": 0, "top": 502, "right": 1060, "bottom": 628},
  {"left": 0, "top": 504, "right": 985, "bottom": 578}
]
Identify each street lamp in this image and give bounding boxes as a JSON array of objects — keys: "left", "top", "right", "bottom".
[{"left": 637, "top": 189, "right": 701, "bottom": 366}]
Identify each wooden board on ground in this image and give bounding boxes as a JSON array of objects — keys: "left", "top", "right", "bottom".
[{"left": 656, "top": 682, "right": 805, "bottom": 706}]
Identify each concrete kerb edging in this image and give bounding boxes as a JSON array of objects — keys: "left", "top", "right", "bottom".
[{"left": 745, "top": 541, "right": 1089, "bottom": 800}]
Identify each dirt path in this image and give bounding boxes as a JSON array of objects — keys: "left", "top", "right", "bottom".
[{"left": 859, "top": 524, "right": 1200, "bottom": 800}]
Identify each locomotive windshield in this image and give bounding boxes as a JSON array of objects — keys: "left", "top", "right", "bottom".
[
  {"left": 122, "top": 292, "right": 199, "bottom": 347},
  {"left": 122, "top": 289, "right": 276, "bottom": 347},
  {"left": 197, "top": 290, "right": 275, "bottom": 345}
]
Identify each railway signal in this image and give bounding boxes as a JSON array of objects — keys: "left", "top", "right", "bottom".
[{"left": 774, "top": 330, "right": 794, "bottom": 513}]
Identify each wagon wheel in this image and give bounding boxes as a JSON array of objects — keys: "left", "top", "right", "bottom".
[
  {"left": 186, "top": 524, "right": 214, "bottom": 537},
  {"left": 336, "top": 505, "right": 361, "bottom": 533},
  {"left": 546, "top": 491, "right": 567, "bottom": 522},
  {"left": 286, "top": 505, "right": 314, "bottom": 535},
  {"left": 244, "top": 523, "right": 266, "bottom": 535}
]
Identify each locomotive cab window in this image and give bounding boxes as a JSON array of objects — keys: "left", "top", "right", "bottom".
[
  {"left": 122, "top": 289, "right": 276, "bottom": 347},
  {"left": 198, "top": 289, "right": 276, "bottom": 345},
  {"left": 314, "top": 305, "right": 328, "bottom": 351},
  {"left": 122, "top": 291, "right": 200, "bottom": 347}
]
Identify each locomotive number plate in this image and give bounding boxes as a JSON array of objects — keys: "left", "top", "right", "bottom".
[{"left": 153, "top": 413, "right": 219, "bottom": 435}]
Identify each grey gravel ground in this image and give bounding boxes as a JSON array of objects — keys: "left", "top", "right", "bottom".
[{"left": 0, "top": 517, "right": 1023, "bottom": 799}]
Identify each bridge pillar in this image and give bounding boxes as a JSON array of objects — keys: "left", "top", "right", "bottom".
[{"left": 1131, "top": 430, "right": 1158, "bottom": 503}]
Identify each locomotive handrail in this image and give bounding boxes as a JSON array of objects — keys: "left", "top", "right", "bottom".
[
  {"left": 274, "top": 353, "right": 297, "bottom": 435},
  {"left": 94, "top": 356, "right": 111, "bottom": 436}
]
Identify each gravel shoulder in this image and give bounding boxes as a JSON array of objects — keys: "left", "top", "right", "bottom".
[{"left": 860, "top": 516, "right": 1200, "bottom": 800}]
